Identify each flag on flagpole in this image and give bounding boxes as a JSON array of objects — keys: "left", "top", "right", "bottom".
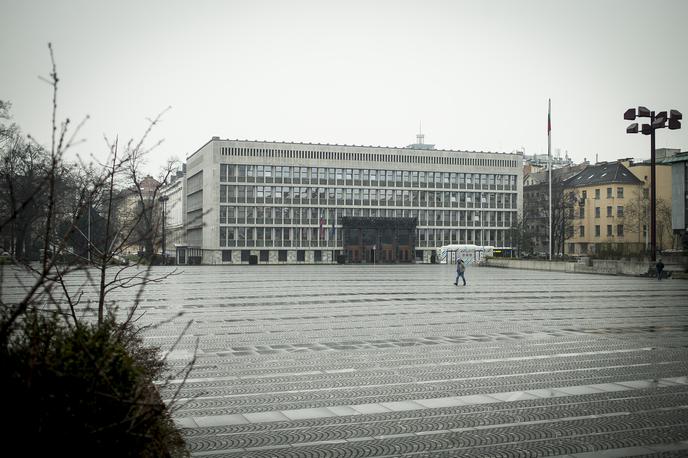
[{"left": 319, "top": 214, "right": 325, "bottom": 238}]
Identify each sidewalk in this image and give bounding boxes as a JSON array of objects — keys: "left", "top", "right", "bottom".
[{"left": 484, "top": 257, "right": 687, "bottom": 278}]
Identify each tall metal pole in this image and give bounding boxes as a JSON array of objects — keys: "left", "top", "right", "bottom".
[
  {"left": 548, "top": 99, "right": 552, "bottom": 261},
  {"left": 650, "top": 111, "right": 657, "bottom": 262}
]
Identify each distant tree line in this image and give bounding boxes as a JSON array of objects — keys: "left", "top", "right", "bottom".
[{"left": 0, "top": 101, "right": 176, "bottom": 264}]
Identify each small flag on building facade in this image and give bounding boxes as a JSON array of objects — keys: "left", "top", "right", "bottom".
[
  {"left": 319, "top": 214, "right": 325, "bottom": 238},
  {"left": 330, "top": 211, "right": 336, "bottom": 237}
]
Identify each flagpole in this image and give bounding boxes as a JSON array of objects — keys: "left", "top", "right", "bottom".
[{"left": 548, "top": 98, "right": 552, "bottom": 261}]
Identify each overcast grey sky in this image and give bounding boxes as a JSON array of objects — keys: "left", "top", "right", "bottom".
[{"left": 1, "top": 0, "right": 687, "bottom": 173}]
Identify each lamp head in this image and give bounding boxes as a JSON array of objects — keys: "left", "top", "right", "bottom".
[
  {"left": 637, "top": 106, "right": 651, "bottom": 118},
  {"left": 652, "top": 113, "right": 666, "bottom": 129}
]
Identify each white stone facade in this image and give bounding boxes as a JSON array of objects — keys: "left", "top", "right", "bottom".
[
  {"left": 183, "top": 138, "right": 523, "bottom": 264},
  {"left": 160, "top": 172, "right": 186, "bottom": 258}
]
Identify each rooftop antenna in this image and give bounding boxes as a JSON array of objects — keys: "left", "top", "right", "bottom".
[{"left": 416, "top": 121, "right": 424, "bottom": 145}]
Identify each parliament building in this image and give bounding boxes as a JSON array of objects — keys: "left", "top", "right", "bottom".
[{"left": 173, "top": 137, "right": 523, "bottom": 264}]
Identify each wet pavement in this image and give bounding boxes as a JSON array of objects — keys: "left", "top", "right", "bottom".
[{"left": 7, "top": 264, "right": 688, "bottom": 456}]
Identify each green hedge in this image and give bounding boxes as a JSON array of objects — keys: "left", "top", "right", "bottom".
[{"left": 1, "top": 310, "right": 188, "bottom": 457}]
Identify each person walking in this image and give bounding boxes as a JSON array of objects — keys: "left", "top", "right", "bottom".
[
  {"left": 455, "top": 258, "right": 467, "bottom": 286},
  {"left": 656, "top": 259, "right": 665, "bottom": 280}
]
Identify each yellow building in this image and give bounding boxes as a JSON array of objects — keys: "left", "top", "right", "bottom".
[
  {"left": 624, "top": 160, "right": 674, "bottom": 251},
  {"left": 565, "top": 161, "right": 673, "bottom": 256}
]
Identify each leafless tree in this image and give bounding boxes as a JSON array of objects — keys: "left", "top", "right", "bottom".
[
  {"left": 0, "top": 44, "right": 197, "bottom": 456},
  {"left": 622, "top": 188, "right": 673, "bottom": 252},
  {"left": 507, "top": 215, "right": 534, "bottom": 257},
  {"left": 553, "top": 187, "right": 579, "bottom": 256},
  {"left": 0, "top": 118, "right": 56, "bottom": 260}
]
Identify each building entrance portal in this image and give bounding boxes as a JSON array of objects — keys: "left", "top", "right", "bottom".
[{"left": 342, "top": 217, "right": 417, "bottom": 264}]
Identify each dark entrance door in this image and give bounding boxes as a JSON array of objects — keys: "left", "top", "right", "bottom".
[{"left": 342, "top": 217, "right": 417, "bottom": 264}]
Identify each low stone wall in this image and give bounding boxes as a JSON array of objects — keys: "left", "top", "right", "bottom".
[
  {"left": 481, "top": 259, "right": 565, "bottom": 272},
  {"left": 590, "top": 259, "right": 650, "bottom": 276},
  {"left": 483, "top": 258, "right": 651, "bottom": 276}
]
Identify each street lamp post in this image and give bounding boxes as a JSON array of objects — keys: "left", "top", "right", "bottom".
[
  {"left": 624, "top": 107, "right": 682, "bottom": 261},
  {"left": 159, "top": 195, "right": 169, "bottom": 265}
]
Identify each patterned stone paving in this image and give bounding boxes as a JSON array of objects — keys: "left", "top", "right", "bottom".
[{"left": 4, "top": 264, "right": 688, "bottom": 456}]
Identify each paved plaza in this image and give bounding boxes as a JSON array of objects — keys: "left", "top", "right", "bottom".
[
  {"left": 7, "top": 264, "right": 688, "bottom": 457},
  {"left": 125, "top": 264, "right": 688, "bottom": 457}
]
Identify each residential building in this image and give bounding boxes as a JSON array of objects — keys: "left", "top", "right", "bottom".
[
  {"left": 623, "top": 159, "right": 674, "bottom": 251},
  {"left": 566, "top": 161, "right": 673, "bottom": 256},
  {"left": 656, "top": 148, "right": 682, "bottom": 160},
  {"left": 522, "top": 163, "right": 587, "bottom": 256},
  {"left": 181, "top": 137, "right": 523, "bottom": 264},
  {"left": 522, "top": 150, "right": 574, "bottom": 178}
]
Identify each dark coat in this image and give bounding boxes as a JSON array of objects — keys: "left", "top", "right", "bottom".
[{"left": 456, "top": 260, "right": 465, "bottom": 273}]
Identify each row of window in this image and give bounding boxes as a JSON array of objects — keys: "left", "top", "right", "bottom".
[
  {"left": 219, "top": 185, "right": 518, "bottom": 209},
  {"left": 581, "top": 187, "right": 625, "bottom": 200},
  {"left": 578, "top": 225, "right": 625, "bottom": 237},
  {"left": 219, "top": 227, "right": 509, "bottom": 248},
  {"left": 578, "top": 206, "right": 625, "bottom": 218},
  {"left": 219, "top": 147, "right": 518, "bottom": 168},
  {"left": 219, "top": 206, "right": 515, "bottom": 228},
  {"left": 221, "top": 249, "right": 332, "bottom": 263},
  {"left": 220, "top": 164, "right": 518, "bottom": 190}
]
